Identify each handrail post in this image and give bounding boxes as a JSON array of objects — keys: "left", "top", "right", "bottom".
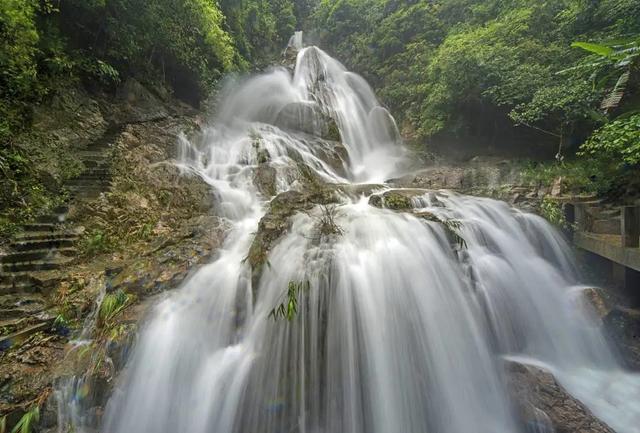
[
  {"left": 573, "top": 203, "right": 587, "bottom": 232},
  {"left": 621, "top": 205, "right": 640, "bottom": 248}
]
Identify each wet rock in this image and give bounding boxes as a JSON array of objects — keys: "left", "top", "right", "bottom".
[
  {"left": 254, "top": 165, "right": 278, "bottom": 197},
  {"left": 274, "top": 102, "right": 340, "bottom": 141},
  {"left": 505, "top": 360, "right": 615, "bottom": 433},
  {"left": 247, "top": 188, "right": 339, "bottom": 288},
  {"left": 0, "top": 332, "right": 66, "bottom": 423},
  {"left": 107, "top": 215, "right": 227, "bottom": 297},
  {"left": 368, "top": 189, "right": 427, "bottom": 210},
  {"left": 316, "top": 140, "right": 348, "bottom": 177},
  {"left": 581, "top": 288, "right": 612, "bottom": 321},
  {"left": 603, "top": 307, "right": 640, "bottom": 370}
]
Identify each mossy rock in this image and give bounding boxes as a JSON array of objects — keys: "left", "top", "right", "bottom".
[
  {"left": 369, "top": 191, "right": 413, "bottom": 210},
  {"left": 253, "top": 165, "right": 277, "bottom": 197},
  {"left": 326, "top": 119, "right": 341, "bottom": 142},
  {"left": 247, "top": 186, "right": 340, "bottom": 291}
]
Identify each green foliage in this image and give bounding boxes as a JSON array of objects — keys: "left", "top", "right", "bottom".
[
  {"left": 540, "top": 197, "right": 569, "bottom": 229},
  {"left": 269, "top": 280, "right": 310, "bottom": 321},
  {"left": 220, "top": 0, "right": 299, "bottom": 65},
  {"left": 312, "top": 0, "right": 639, "bottom": 151},
  {"left": 0, "top": 0, "right": 40, "bottom": 141},
  {"left": 579, "top": 114, "right": 640, "bottom": 166},
  {"left": 99, "top": 289, "right": 130, "bottom": 325},
  {"left": 10, "top": 406, "right": 39, "bottom": 433},
  {"left": 81, "top": 229, "right": 114, "bottom": 256},
  {"left": 568, "top": 37, "right": 640, "bottom": 113}
]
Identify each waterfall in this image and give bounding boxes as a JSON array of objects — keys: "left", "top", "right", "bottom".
[{"left": 94, "top": 40, "right": 640, "bottom": 433}]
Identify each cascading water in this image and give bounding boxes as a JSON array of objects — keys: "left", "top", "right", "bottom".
[{"left": 92, "top": 38, "right": 640, "bottom": 433}]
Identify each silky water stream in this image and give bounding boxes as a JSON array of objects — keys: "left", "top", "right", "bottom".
[{"left": 62, "top": 40, "right": 640, "bottom": 433}]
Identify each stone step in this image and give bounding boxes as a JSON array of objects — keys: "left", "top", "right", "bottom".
[
  {"left": 0, "top": 294, "right": 47, "bottom": 319},
  {"left": 78, "top": 150, "right": 110, "bottom": 158},
  {"left": 65, "top": 179, "right": 111, "bottom": 187},
  {"left": 22, "top": 222, "right": 61, "bottom": 232},
  {"left": 83, "top": 160, "right": 110, "bottom": 169},
  {"left": 67, "top": 181, "right": 110, "bottom": 187},
  {"left": 11, "top": 238, "right": 77, "bottom": 252},
  {"left": 35, "top": 213, "right": 68, "bottom": 224},
  {"left": 1, "top": 248, "right": 76, "bottom": 264},
  {"left": 0, "top": 270, "right": 61, "bottom": 295},
  {"left": 1, "top": 257, "right": 73, "bottom": 273},
  {"left": 69, "top": 174, "right": 111, "bottom": 181},
  {"left": 0, "top": 281, "right": 36, "bottom": 295},
  {"left": 0, "top": 319, "right": 54, "bottom": 351},
  {"left": 13, "top": 231, "right": 80, "bottom": 242},
  {"left": 70, "top": 189, "right": 107, "bottom": 200},
  {"left": 83, "top": 166, "right": 110, "bottom": 173},
  {"left": 0, "top": 272, "right": 33, "bottom": 285}
]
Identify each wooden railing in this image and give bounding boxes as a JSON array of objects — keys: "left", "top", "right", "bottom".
[{"left": 567, "top": 203, "right": 640, "bottom": 291}]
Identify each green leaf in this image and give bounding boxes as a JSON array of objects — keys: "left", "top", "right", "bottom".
[{"left": 571, "top": 42, "right": 614, "bottom": 57}]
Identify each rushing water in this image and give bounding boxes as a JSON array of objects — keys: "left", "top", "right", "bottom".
[{"left": 80, "top": 41, "right": 640, "bottom": 433}]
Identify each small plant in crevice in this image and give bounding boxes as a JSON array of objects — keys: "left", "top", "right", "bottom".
[
  {"left": 440, "top": 218, "right": 468, "bottom": 249},
  {"left": 314, "top": 204, "right": 344, "bottom": 237},
  {"left": 81, "top": 229, "right": 114, "bottom": 256},
  {"left": 53, "top": 314, "right": 71, "bottom": 337},
  {"left": 9, "top": 406, "right": 39, "bottom": 433},
  {"left": 269, "top": 280, "right": 310, "bottom": 322},
  {"left": 416, "top": 211, "right": 467, "bottom": 249},
  {"left": 98, "top": 289, "right": 131, "bottom": 326}
]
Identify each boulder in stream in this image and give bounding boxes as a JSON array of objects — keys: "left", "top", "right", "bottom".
[{"left": 505, "top": 360, "right": 614, "bottom": 433}]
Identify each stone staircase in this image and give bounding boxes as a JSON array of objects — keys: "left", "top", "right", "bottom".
[{"left": 0, "top": 132, "right": 115, "bottom": 349}]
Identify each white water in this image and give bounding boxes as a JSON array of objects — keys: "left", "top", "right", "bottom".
[{"left": 91, "top": 42, "right": 640, "bottom": 433}]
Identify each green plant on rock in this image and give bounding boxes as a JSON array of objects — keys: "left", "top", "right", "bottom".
[
  {"left": 81, "top": 229, "right": 113, "bottom": 256},
  {"left": 269, "top": 280, "right": 310, "bottom": 322},
  {"left": 416, "top": 212, "right": 467, "bottom": 249},
  {"left": 99, "top": 289, "right": 130, "bottom": 325},
  {"left": 540, "top": 197, "right": 569, "bottom": 229},
  {"left": 10, "top": 406, "right": 39, "bottom": 433},
  {"left": 384, "top": 193, "right": 413, "bottom": 210},
  {"left": 315, "top": 204, "right": 344, "bottom": 237}
]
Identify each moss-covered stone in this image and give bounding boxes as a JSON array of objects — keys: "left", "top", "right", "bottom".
[
  {"left": 253, "top": 165, "right": 277, "bottom": 197},
  {"left": 326, "top": 118, "right": 341, "bottom": 142},
  {"left": 369, "top": 190, "right": 415, "bottom": 210}
]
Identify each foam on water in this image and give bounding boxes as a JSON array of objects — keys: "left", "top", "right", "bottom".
[{"left": 63, "top": 39, "right": 640, "bottom": 433}]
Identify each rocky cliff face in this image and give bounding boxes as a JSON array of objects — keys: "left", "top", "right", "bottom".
[{"left": 0, "top": 80, "right": 230, "bottom": 431}]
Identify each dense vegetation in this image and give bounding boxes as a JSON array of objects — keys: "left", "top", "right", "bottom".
[
  {"left": 0, "top": 0, "right": 307, "bottom": 235},
  {"left": 2, "top": 0, "right": 639, "bottom": 234},
  {"left": 313, "top": 0, "right": 640, "bottom": 197}
]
